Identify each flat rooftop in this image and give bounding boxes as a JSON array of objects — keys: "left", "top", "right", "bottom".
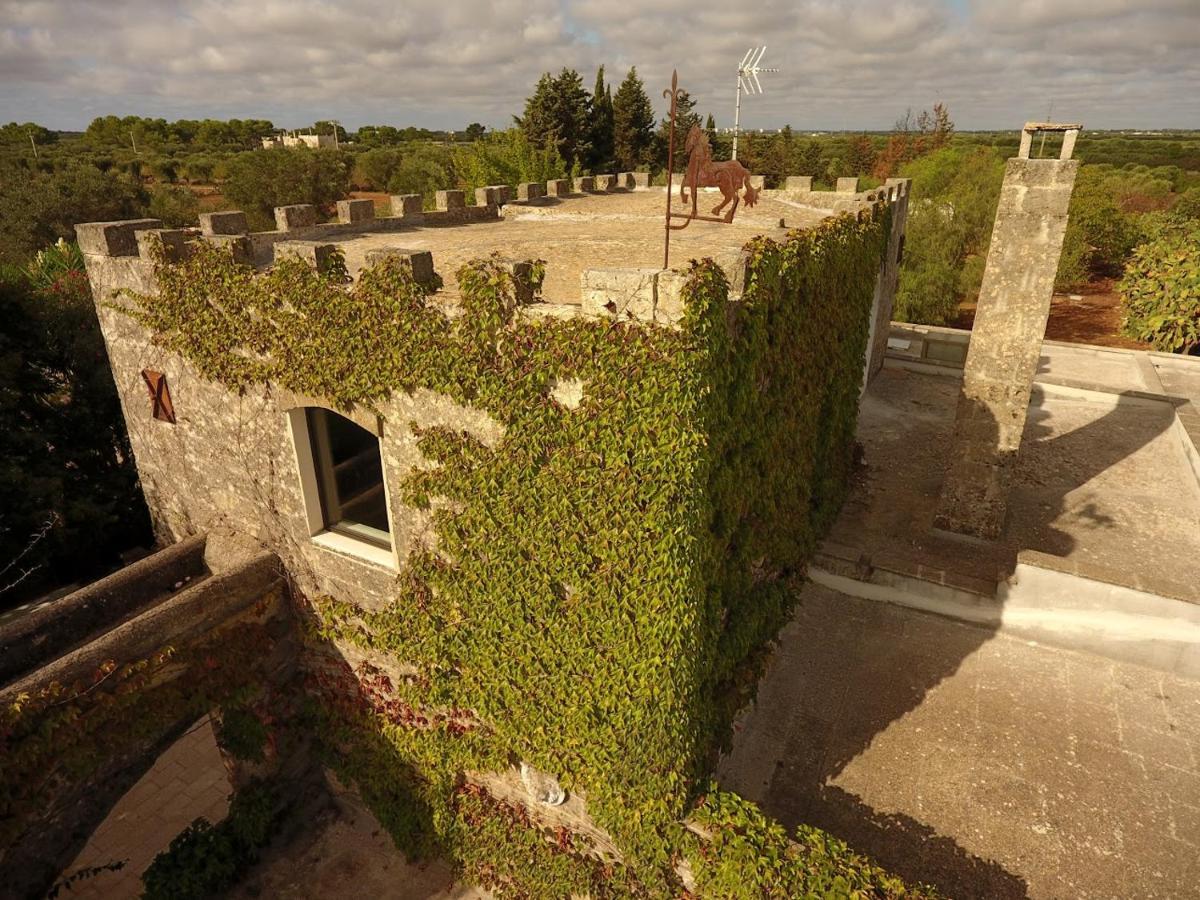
[
  {"left": 826, "top": 339, "right": 1200, "bottom": 604},
  {"left": 335, "top": 190, "right": 826, "bottom": 304}
]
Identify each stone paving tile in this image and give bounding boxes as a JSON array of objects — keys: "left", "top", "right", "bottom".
[
  {"left": 717, "top": 581, "right": 1200, "bottom": 900},
  {"left": 57, "top": 716, "right": 232, "bottom": 900}
]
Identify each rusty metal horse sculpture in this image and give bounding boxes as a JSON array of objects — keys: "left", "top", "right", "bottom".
[
  {"left": 679, "top": 125, "right": 759, "bottom": 222},
  {"left": 662, "top": 70, "right": 761, "bottom": 266}
]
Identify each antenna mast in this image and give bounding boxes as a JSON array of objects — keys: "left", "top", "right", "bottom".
[{"left": 732, "top": 46, "right": 778, "bottom": 160}]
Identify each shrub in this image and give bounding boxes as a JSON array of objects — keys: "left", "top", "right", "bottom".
[
  {"left": 148, "top": 184, "right": 200, "bottom": 227},
  {"left": 1056, "top": 166, "right": 1146, "bottom": 289},
  {"left": 454, "top": 128, "right": 567, "bottom": 196},
  {"left": 1172, "top": 187, "right": 1200, "bottom": 221},
  {"left": 1119, "top": 218, "right": 1200, "bottom": 354},
  {"left": 351, "top": 147, "right": 403, "bottom": 191},
  {"left": 223, "top": 148, "right": 351, "bottom": 230},
  {"left": 0, "top": 249, "right": 149, "bottom": 603},
  {"left": 141, "top": 781, "right": 281, "bottom": 900},
  {"left": 684, "top": 788, "right": 941, "bottom": 898},
  {"left": 386, "top": 145, "right": 456, "bottom": 203}
]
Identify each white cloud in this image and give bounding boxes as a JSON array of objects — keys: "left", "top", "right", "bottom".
[{"left": 0, "top": 0, "right": 1196, "bottom": 129}]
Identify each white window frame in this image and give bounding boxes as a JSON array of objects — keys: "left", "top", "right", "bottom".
[{"left": 287, "top": 407, "right": 398, "bottom": 570}]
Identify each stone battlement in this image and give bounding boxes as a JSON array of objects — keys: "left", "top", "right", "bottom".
[{"left": 77, "top": 172, "right": 655, "bottom": 270}]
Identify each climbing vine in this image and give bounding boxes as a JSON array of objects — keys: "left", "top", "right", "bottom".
[
  {"left": 110, "top": 209, "right": 894, "bottom": 894},
  {"left": 683, "top": 787, "right": 941, "bottom": 898}
]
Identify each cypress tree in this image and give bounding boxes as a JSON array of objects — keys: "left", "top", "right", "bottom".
[
  {"left": 588, "top": 66, "right": 615, "bottom": 173},
  {"left": 612, "top": 67, "right": 655, "bottom": 171}
]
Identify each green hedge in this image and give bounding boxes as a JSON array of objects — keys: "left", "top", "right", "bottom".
[{"left": 121, "top": 208, "right": 890, "bottom": 893}]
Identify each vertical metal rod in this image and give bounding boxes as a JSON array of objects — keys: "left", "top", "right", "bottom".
[
  {"left": 663, "top": 69, "right": 679, "bottom": 269},
  {"left": 732, "top": 76, "right": 742, "bottom": 161}
]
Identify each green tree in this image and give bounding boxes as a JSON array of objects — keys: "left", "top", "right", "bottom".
[
  {"left": 844, "top": 134, "right": 877, "bottom": 177},
  {"left": 894, "top": 145, "right": 1006, "bottom": 325},
  {"left": 223, "top": 148, "right": 351, "bottom": 229},
  {"left": 705, "top": 114, "right": 718, "bottom": 148},
  {"left": 0, "top": 159, "right": 146, "bottom": 264},
  {"left": 464, "top": 122, "right": 487, "bottom": 142},
  {"left": 386, "top": 146, "right": 455, "bottom": 203},
  {"left": 0, "top": 249, "right": 150, "bottom": 603},
  {"left": 0, "top": 122, "right": 56, "bottom": 147},
  {"left": 587, "top": 66, "right": 615, "bottom": 173},
  {"left": 518, "top": 68, "right": 592, "bottom": 172},
  {"left": 1056, "top": 167, "right": 1144, "bottom": 289},
  {"left": 795, "top": 139, "right": 828, "bottom": 186},
  {"left": 612, "top": 67, "right": 655, "bottom": 171},
  {"left": 657, "top": 89, "right": 701, "bottom": 171},
  {"left": 312, "top": 121, "right": 348, "bottom": 145}
]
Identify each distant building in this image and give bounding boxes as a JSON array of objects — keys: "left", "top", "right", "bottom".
[{"left": 261, "top": 132, "right": 336, "bottom": 150}]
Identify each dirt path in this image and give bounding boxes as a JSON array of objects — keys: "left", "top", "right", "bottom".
[{"left": 954, "top": 279, "right": 1150, "bottom": 350}]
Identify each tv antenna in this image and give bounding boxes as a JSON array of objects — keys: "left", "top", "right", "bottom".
[{"left": 732, "top": 46, "right": 778, "bottom": 160}]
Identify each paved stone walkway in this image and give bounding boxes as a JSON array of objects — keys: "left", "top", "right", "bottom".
[
  {"left": 59, "top": 716, "right": 231, "bottom": 899},
  {"left": 718, "top": 582, "right": 1200, "bottom": 899},
  {"left": 228, "top": 799, "right": 490, "bottom": 900}
]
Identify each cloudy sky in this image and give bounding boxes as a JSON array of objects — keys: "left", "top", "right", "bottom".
[{"left": 2, "top": 0, "right": 1198, "bottom": 132}]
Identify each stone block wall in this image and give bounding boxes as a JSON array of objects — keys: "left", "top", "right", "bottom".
[{"left": 0, "top": 536, "right": 298, "bottom": 900}]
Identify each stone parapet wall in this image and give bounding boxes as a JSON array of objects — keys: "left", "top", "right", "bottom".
[{"left": 0, "top": 539, "right": 298, "bottom": 900}]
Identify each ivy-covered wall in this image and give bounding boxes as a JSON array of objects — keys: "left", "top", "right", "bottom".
[{"left": 78, "top": 204, "right": 894, "bottom": 895}]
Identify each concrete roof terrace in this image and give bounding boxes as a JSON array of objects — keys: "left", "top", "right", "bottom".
[
  {"left": 344, "top": 191, "right": 820, "bottom": 303},
  {"left": 247, "top": 187, "right": 850, "bottom": 305}
]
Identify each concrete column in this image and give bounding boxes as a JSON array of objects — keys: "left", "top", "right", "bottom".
[
  {"left": 580, "top": 268, "right": 687, "bottom": 327},
  {"left": 75, "top": 219, "right": 164, "bottom": 257},
  {"left": 864, "top": 180, "right": 911, "bottom": 385},
  {"left": 1060, "top": 129, "right": 1080, "bottom": 160},
  {"left": 1018, "top": 129, "right": 1034, "bottom": 159},
  {"left": 336, "top": 199, "right": 375, "bottom": 224},
  {"left": 934, "top": 145, "right": 1080, "bottom": 540},
  {"left": 546, "top": 179, "right": 571, "bottom": 197},
  {"left": 836, "top": 177, "right": 859, "bottom": 193},
  {"left": 574, "top": 176, "right": 595, "bottom": 193},
  {"left": 274, "top": 205, "right": 316, "bottom": 231},
  {"left": 275, "top": 241, "right": 339, "bottom": 271},
  {"left": 435, "top": 190, "right": 465, "bottom": 211},
  {"left": 199, "top": 211, "right": 248, "bottom": 236},
  {"left": 785, "top": 176, "right": 813, "bottom": 192},
  {"left": 391, "top": 194, "right": 423, "bottom": 219},
  {"left": 135, "top": 228, "right": 192, "bottom": 263},
  {"left": 364, "top": 247, "right": 437, "bottom": 286},
  {"left": 516, "top": 182, "right": 545, "bottom": 201}
]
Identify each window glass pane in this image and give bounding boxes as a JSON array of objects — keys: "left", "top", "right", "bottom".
[{"left": 306, "top": 408, "right": 391, "bottom": 548}]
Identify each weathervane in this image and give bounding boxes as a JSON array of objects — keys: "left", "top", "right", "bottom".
[{"left": 662, "top": 69, "right": 760, "bottom": 268}]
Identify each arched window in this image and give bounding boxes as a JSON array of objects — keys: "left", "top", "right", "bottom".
[{"left": 290, "top": 407, "right": 393, "bottom": 563}]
